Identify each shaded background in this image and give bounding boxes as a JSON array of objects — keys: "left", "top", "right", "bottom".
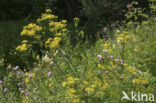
[{"left": 0, "top": 0, "right": 150, "bottom": 56}]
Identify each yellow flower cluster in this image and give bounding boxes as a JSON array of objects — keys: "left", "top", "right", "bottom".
[
  {"left": 85, "top": 87, "right": 94, "bottom": 92},
  {"left": 22, "top": 98, "right": 29, "bottom": 103},
  {"left": 16, "top": 42, "right": 31, "bottom": 52},
  {"left": 62, "top": 76, "right": 80, "bottom": 102},
  {"left": 98, "top": 64, "right": 105, "bottom": 69},
  {"left": 62, "top": 76, "right": 79, "bottom": 87},
  {"left": 16, "top": 9, "right": 68, "bottom": 52},
  {"left": 45, "top": 9, "right": 52, "bottom": 13},
  {"left": 62, "top": 73, "right": 111, "bottom": 102},
  {"left": 104, "top": 42, "right": 110, "bottom": 49},
  {"left": 21, "top": 23, "right": 42, "bottom": 37},
  {"left": 45, "top": 37, "right": 61, "bottom": 48},
  {"left": 37, "top": 9, "right": 58, "bottom": 22},
  {"left": 117, "top": 33, "right": 131, "bottom": 42},
  {"left": 37, "top": 14, "right": 58, "bottom": 22},
  {"left": 132, "top": 77, "right": 147, "bottom": 84},
  {"left": 49, "top": 21, "right": 67, "bottom": 34},
  {"left": 116, "top": 31, "right": 132, "bottom": 43},
  {"left": 126, "top": 66, "right": 137, "bottom": 75}
]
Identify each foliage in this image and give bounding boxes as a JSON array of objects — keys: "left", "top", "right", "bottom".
[
  {"left": 0, "top": 0, "right": 32, "bottom": 20},
  {"left": 124, "top": 1, "right": 149, "bottom": 27},
  {"left": 0, "top": 2, "right": 156, "bottom": 103},
  {"left": 0, "top": 18, "right": 156, "bottom": 102},
  {"left": 5, "top": 9, "right": 68, "bottom": 70}
]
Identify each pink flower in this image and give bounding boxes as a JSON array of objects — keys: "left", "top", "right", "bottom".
[
  {"left": 17, "top": 71, "right": 21, "bottom": 75},
  {"left": 34, "top": 97, "right": 38, "bottom": 100},
  {"left": 49, "top": 62, "right": 54, "bottom": 66},
  {"left": 97, "top": 55, "right": 102, "bottom": 61},
  {"left": 14, "top": 66, "right": 19, "bottom": 70},
  {"left": 25, "top": 92, "right": 29, "bottom": 96},
  {"left": 127, "top": 4, "right": 133, "bottom": 9},
  {"left": 48, "top": 72, "right": 52, "bottom": 76},
  {"left": 4, "top": 88, "right": 7, "bottom": 93},
  {"left": 21, "top": 90, "right": 24, "bottom": 94}
]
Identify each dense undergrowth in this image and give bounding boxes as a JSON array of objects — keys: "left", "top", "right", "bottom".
[{"left": 0, "top": 3, "right": 156, "bottom": 103}]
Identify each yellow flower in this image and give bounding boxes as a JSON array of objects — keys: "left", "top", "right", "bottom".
[
  {"left": 31, "top": 73, "right": 35, "bottom": 78},
  {"left": 83, "top": 81, "right": 89, "bottom": 85},
  {"left": 45, "top": 38, "right": 53, "bottom": 44},
  {"left": 62, "top": 29, "right": 67, "bottom": 32},
  {"left": 123, "top": 63, "right": 128, "bottom": 66},
  {"left": 69, "top": 88, "right": 76, "bottom": 93},
  {"left": 49, "top": 37, "right": 61, "bottom": 48},
  {"left": 21, "top": 23, "right": 42, "bottom": 37},
  {"left": 62, "top": 82, "right": 67, "bottom": 87},
  {"left": 132, "top": 77, "right": 147, "bottom": 84},
  {"left": 48, "top": 83, "right": 52, "bottom": 87},
  {"left": 55, "top": 33, "right": 63, "bottom": 36},
  {"left": 16, "top": 43, "right": 29, "bottom": 52},
  {"left": 27, "top": 30, "right": 35, "bottom": 36},
  {"left": 67, "top": 77, "right": 75, "bottom": 84},
  {"left": 35, "top": 26, "right": 42, "bottom": 31},
  {"left": 117, "top": 34, "right": 131, "bottom": 42},
  {"left": 62, "top": 20, "right": 67, "bottom": 23},
  {"left": 22, "top": 98, "right": 29, "bottom": 103},
  {"left": 98, "top": 64, "right": 105, "bottom": 69},
  {"left": 69, "top": 94, "right": 75, "bottom": 98},
  {"left": 104, "top": 42, "right": 110, "bottom": 49},
  {"left": 25, "top": 78, "right": 29, "bottom": 83},
  {"left": 85, "top": 87, "right": 94, "bottom": 92},
  {"left": 35, "top": 35, "right": 40, "bottom": 39},
  {"left": 21, "top": 29, "right": 27, "bottom": 35},
  {"left": 25, "top": 72, "right": 29, "bottom": 76},
  {"left": 102, "top": 83, "right": 109, "bottom": 90},
  {"left": 126, "top": 66, "right": 137, "bottom": 75},
  {"left": 22, "top": 40, "right": 28, "bottom": 43},
  {"left": 73, "top": 99, "right": 80, "bottom": 103},
  {"left": 46, "top": 9, "right": 52, "bottom": 13}
]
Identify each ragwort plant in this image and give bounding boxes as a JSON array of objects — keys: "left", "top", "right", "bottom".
[{"left": 15, "top": 9, "right": 68, "bottom": 69}]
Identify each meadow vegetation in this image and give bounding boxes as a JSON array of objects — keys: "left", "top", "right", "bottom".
[{"left": 0, "top": 1, "right": 156, "bottom": 103}]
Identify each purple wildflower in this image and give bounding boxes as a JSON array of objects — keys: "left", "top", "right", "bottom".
[
  {"left": 18, "top": 82, "right": 23, "bottom": 86},
  {"left": 49, "top": 62, "right": 54, "bottom": 66},
  {"left": 105, "top": 50, "right": 108, "bottom": 53},
  {"left": 116, "top": 59, "right": 119, "bottom": 62},
  {"left": 4, "top": 88, "right": 7, "bottom": 93},
  {"left": 105, "top": 71, "right": 108, "bottom": 74},
  {"left": 19, "top": 87, "right": 22, "bottom": 91},
  {"left": 25, "top": 92, "right": 29, "bottom": 96},
  {"left": 97, "top": 55, "right": 102, "bottom": 61},
  {"left": 48, "top": 72, "right": 52, "bottom": 76},
  {"left": 14, "top": 66, "right": 19, "bottom": 70},
  {"left": 34, "top": 97, "right": 38, "bottom": 100},
  {"left": 120, "top": 59, "right": 123, "bottom": 65},
  {"left": 120, "top": 76, "right": 123, "bottom": 80},
  {"left": 110, "top": 55, "right": 113, "bottom": 58},
  {"left": 28, "top": 74, "right": 32, "bottom": 78},
  {"left": 103, "top": 49, "right": 108, "bottom": 53},
  {"left": 21, "top": 90, "right": 24, "bottom": 94},
  {"left": 17, "top": 71, "right": 21, "bottom": 75}
]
